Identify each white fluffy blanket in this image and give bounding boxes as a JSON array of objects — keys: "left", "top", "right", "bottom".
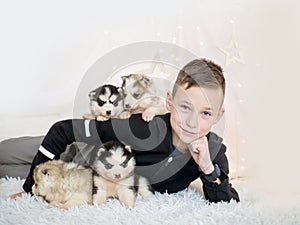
[{"left": 0, "top": 177, "right": 299, "bottom": 225}]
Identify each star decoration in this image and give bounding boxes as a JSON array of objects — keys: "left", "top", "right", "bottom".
[
  {"left": 135, "top": 53, "right": 178, "bottom": 80},
  {"left": 218, "top": 37, "right": 245, "bottom": 65}
]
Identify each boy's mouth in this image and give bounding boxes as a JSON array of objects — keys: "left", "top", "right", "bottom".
[{"left": 180, "top": 126, "right": 198, "bottom": 136}]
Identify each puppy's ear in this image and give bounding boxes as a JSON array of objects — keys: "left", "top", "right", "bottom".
[
  {"left": 125, "top": 145, "right": 132, "bottom": 153},
  {"left": 88, "top": 91, "right": 97, "bottom": 100},
  {"left": 140, "top": 76, "right": 152, "bottom": 88},
  {"left": 117, "top": 87, "right": 124, "bottom": 97},
  {"left": 97, "top": 147, "right": 106, "bottom": 157}
]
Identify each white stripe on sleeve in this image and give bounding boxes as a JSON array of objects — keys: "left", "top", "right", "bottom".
[
  {"left": 84, "top": 120, "right": 91, "bottom": 137},
  {"left": 39, "top": 145, "right": 55, "bottom": 159}
]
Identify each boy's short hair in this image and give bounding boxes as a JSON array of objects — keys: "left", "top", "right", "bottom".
[{"left": 173, "top": 58, "right": 226, "bottom": 100}]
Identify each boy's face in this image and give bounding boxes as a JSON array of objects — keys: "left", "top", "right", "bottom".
[{"left": 167, "top": 84, "right": 224, "bottom": 146}]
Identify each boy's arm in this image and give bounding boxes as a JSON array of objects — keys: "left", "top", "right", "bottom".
[
  {"left": 22, "top": 114, "right": 156, "bottom": 193},
  {"left": 199, "top": 147, "right": 240, "bottom": 203}
]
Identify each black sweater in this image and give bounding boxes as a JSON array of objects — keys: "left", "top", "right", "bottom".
[{"left": 23, "top": 113, "right": 239, "bottom": 203}]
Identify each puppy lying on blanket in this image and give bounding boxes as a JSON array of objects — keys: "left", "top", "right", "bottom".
[
  {"left": 32, "top": 160, "right": 93, "bottom": 209},
  {"left": 92, "top": 141, "right": 153, "bottom": 207}
]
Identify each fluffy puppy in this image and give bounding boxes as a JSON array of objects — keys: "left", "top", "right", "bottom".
[
  {"left": 120, "top": 74, "right": 169, "bottom": 122},
  {"left": 32, "top": 160, "right": 93, "bottom": 209},
  {"left": 92, "top": 141, "right": 152, "bottom": 207},
  {"left": 83, "top": 84, "right": 124, "bottom": 121}
]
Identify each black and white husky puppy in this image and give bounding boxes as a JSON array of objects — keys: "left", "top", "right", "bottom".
[
  {"left": 92, "top": 141, "right": 153, "bottom": 207},
  {"left": 120, "top": 74, "right": 169, "bottom": 122},
  {"left": 83, "top": 84, "right": 124, "bottom": 121}
]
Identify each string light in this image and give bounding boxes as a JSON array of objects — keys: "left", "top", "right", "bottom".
[{"left": 172, "top": 37, "right": 177, "bottom": 44}]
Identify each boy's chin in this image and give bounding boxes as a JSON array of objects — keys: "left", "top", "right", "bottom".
[{"left": 178, "top": 134, "right": 199, "bottom": 145}]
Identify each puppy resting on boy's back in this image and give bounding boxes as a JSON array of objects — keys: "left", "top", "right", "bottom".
[
  {"left": 32, "top": 160, "right": 93, "bottom": 209},
  {"left": 121, "top": 74, "right": 169, "bottom": 122},
  {"left": 83, "top": 84, "right": 124, "bottom": 121}
]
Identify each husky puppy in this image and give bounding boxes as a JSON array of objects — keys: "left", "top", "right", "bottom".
[
  {"left": 92, "top": 141, "right": 152, "bottom": 207},
  {"left": 32, "top": 160, "right": 93, "bottom": 210},
  {"left": 83, "top": 84, "right": 124, "bottom": 121},
  {"left": 120, "top": 74, "right": 169, "bottom": 122}
]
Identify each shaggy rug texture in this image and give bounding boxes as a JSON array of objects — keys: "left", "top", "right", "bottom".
[{"left": 0, "top": 177, "right": 299, "bottom": 225}]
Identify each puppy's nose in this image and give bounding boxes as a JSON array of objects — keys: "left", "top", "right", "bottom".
[
  {"left": 114, "top": 174, "right": 121, "bottom": 179},
  {"left": 125, "top": 104, "right": 131, "bottom": 109},
  {"left": 106, "top": 110, "right": 111, "bottom": 115}
]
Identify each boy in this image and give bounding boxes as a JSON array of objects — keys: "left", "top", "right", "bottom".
[{"left": 10, "top": 58, "right": 239, "bottom": 203}]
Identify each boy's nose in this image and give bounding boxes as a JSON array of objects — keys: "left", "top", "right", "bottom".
[{"left": 186, "top": 113, "right": 198, "bottom": 128}]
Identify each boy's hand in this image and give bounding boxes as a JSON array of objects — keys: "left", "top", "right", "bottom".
[
  {"left": 188, "top": 136, "right": 214, "bottom": 174},
  {"left": 9, "top": 191, "right": 26, "bottom": 199}
]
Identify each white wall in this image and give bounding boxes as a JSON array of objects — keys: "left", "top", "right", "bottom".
[
  {"left": 0, "top": 0, "right": 185, "bottom": 138},
  {"left": 0, "top": 0, "right": 252, "bottom": 139}
]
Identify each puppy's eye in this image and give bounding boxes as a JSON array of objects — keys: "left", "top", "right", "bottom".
[
  {"left": 132, "top": 93, "right": 142, "bottom": 99},
  {"left": 35, "top": 184, "right": 38, "bottom": 188},
  {"left": 104, "top": 163, "right": 113, "bottom": 169},
  {"left": 120, "top": 162, "right": 127, "bottom": 168},
  {"left": 41, "top": 169, "right": 47, "bottom": 175},
  {"left": 97, "top": 99, "right": 106, "bottom": 106}
]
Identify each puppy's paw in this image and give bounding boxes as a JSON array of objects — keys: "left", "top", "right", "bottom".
[
  {"left": 118, "top": 189, "right": 135, "bottom": 208},
  {"left": 142, "top": 110, "right": 156, "bottom": 122},
  {"left": 96, "top": 115, "right": 110, "bottom": 121},
  {"left": 83, "top": 113, "right": 95, "bottom": 120},
  {"left": 48, "top": 201, "right": 63, "bottom": 209},
  {"left": 93, "top": 193, "right": 107, "bottom": 205},
  {"left": 119, "top": 111, "right": 131, "bottom": 119}
]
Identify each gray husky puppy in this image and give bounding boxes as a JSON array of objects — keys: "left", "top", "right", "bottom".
[{"left": 92, "top": 141, "right": 153, "bottom": 207}]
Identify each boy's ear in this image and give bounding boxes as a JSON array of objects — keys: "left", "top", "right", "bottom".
[
  {"left": 214, "top": 108, "right": 225, "bottom": 124},
  {"left": 166, "top": 92, "right": 173, "bottom": 111}
]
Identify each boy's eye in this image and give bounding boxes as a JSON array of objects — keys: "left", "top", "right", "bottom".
[
  {"left": 180, "top": 104, "right": 191, "bottom": 111},
  {"left": 201, "top": 111, "right": 212, "bottom": 118},
  {"left": 104, "top": 163, "right": 113, "bottom": 169}
]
